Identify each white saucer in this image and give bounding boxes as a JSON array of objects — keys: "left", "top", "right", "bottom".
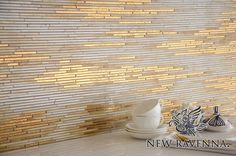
[
  {"left": 126, "top": 131, "right": 166, "bottom": 139},
  {"left": 125, "top": 129, "right": 168, "bottom": 139},
  {"left": 125, "top": 122, "right": 169, "bottom": 139},
  {"left": 125, "top": 123, "right": 168, "bottom": 133}
]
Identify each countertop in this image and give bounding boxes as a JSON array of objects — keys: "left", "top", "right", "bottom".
[{"left": 1, "top": 130, "right": 233, "bottom": 156}]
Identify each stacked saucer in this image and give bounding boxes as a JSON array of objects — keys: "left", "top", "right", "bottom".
[
  {"left": 125, "top": 123, "right": 168, "bottom": 139},
  {"left": 125, "top": 99, "right": 169, "bottom": 139}
]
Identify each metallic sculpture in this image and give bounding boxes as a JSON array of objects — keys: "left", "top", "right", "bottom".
[
  {"left": 169, "top": 106, "right": 207, "bottom": 135},
  {"left": 208, "top": 106, "right": 226, "bottom": 127}
]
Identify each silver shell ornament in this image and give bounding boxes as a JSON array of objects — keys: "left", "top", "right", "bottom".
[
  {"left": 205, "top": 106, "right": 233, "bottom": 132},
  {"left": 208, "top": 106, "right": 225, "bottom": 126}
]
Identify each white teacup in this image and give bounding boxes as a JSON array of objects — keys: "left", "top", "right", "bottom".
[{"left": 132, "top": 99, "right": 163, "bottom": 129}]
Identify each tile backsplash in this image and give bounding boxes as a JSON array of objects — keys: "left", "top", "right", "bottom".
[{"left": 1, "top": 0, "right": 236, "bottom": 152}]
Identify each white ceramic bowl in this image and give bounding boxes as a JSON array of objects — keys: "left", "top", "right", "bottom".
[
  {"left": 132, "top": 99, "right": 161, "bottom": 117},
  {"left": 132, "top": 99, "right": 162, "bottom": 129}
]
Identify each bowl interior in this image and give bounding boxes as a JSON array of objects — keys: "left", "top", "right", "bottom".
[{"left": 133, "top": 99, "right": 159, "bottom": 115}]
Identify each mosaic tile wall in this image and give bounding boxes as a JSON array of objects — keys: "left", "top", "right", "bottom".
[{"left": 1, "top": 0, "right": 236, "bottom": 152}]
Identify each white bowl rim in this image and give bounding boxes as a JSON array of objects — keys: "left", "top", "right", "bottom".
[{"left": 133, "top": 99, "right": 161, "bottom": 116}]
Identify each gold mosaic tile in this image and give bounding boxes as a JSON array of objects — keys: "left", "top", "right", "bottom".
[{"left": 0, "top": 0, "right": 236, "bottom": 153}]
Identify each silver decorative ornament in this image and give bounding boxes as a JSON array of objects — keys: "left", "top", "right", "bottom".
[{"left": 169, "top": 106, "right": 207, "bottom": 136}]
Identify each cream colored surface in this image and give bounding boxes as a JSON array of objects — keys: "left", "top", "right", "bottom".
[{"left": 1, "top": 130, "right": 231, "bottom": 156}]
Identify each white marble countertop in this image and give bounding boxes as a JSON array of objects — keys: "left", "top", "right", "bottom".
[{"left": 2, "top": 130, "right": 233, "bottom": 156}]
